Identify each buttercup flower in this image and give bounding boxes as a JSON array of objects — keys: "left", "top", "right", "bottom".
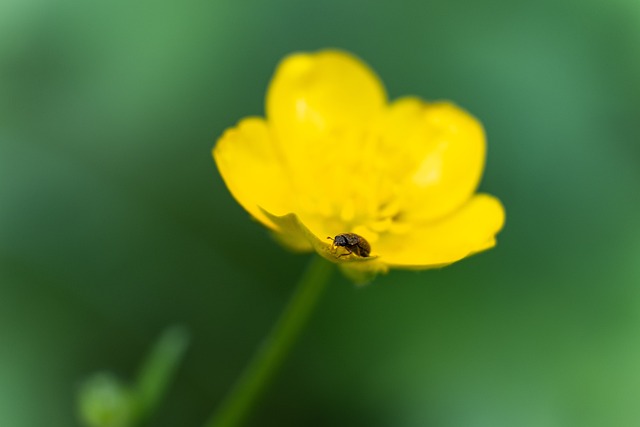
[{"left": 214, "top": 50, "right": 505, "bottom": 281}]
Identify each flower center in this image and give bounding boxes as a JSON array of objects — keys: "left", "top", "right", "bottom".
[{"left": 289, "top": 128, "right": 410, "bottom": 244}]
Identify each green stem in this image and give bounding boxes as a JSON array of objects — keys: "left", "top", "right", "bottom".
[
  {"left": 134, "top": 325, "right": 190, "bottom": 423},
  {"left": 205, "top": 256, "right": 334, "bottom": 427}
]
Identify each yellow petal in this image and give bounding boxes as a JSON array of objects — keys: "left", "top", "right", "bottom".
[
  {"left": 261, "top": 210, "right": 382, "bottom": 267},
  {"left": 378, "top": 98, "right": 487, "bottom": 222},
  {"left": 378, "top": 194, "right": 505, "bottom": 268},
  {"left": 266, "top": 49, "right": 387, "bottom": 152},
  {"left": 264, "top": 211, "right": 314, "bottom": 252},
  {"left": 213, "top": 117, "right": 293, "bottom": 229},
  {"left": 263, "top": 50, "right": 388, "bottom": 220}
]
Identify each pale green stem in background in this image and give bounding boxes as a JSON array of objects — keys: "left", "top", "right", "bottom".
[
  {"left": 77, "top": 325, "right": 189, "bottom": 427},
  {"left": 133, "top": 325, "right": 190, "bottom": 422},
  {"left": 205, "top": 256, "right": 334, "bottom": 427}
]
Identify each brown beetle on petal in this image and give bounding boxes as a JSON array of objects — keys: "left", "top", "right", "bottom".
[{"left": 327, "top": 233, "right": 371, "bottom": 258}]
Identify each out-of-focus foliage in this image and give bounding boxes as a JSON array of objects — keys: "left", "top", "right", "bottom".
[
  {"left": 78, "top": 374, "right": 134, "bottom": 427},
  {"left": 1, "top": 0, "right": 639, "bottom": 426}
]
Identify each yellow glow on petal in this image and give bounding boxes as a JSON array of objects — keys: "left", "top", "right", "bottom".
[
  {"left": 267, "top": 50, "right": 387, "bottom": 143},
  {"left": 213, "top": 117, "right": 293, "bottom": 229},
  {"left": 377, "top": 194, "right": 505, "bottom": 268},
  {"left": 266, "top": 51, "right": 387, "bottom": 212},
  {"left": 378, "top": 98, "right": 486, "bottom": 222}
]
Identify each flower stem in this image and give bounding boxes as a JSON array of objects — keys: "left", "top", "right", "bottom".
[
  {"left": 204, "top": 256, "right": 334, "bottom": 427},
  {"left": 134, "top": 325, "right": 190, "bottom": 423}
]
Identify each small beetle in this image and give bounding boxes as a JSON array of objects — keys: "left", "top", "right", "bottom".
[{"left": 327, "top": 233, "right": 371, "bottom": 258}]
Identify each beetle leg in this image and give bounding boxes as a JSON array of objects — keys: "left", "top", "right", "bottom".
[
  {"left": 338, "top": 247, "right": 353, "bottom": 257},
  {"left": 326, "top": 236, "right": 335, "bottom": 250}
]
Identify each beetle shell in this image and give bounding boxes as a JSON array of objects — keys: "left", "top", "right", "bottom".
[{"left": 328, "top": 233, "right": 371, "bottom": 257}]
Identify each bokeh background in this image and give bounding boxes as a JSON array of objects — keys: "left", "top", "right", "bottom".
[{"left": 1, "top": 0, "right": 639, "bottom": 426}]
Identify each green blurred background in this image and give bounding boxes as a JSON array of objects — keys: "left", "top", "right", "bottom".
[{"left": 1, "top": 0, "right": 639, "bottom": 426}]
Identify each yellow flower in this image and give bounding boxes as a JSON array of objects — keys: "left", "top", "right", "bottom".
[{"left": 213, "top": 50, "right": 505, "bottom": 281}]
